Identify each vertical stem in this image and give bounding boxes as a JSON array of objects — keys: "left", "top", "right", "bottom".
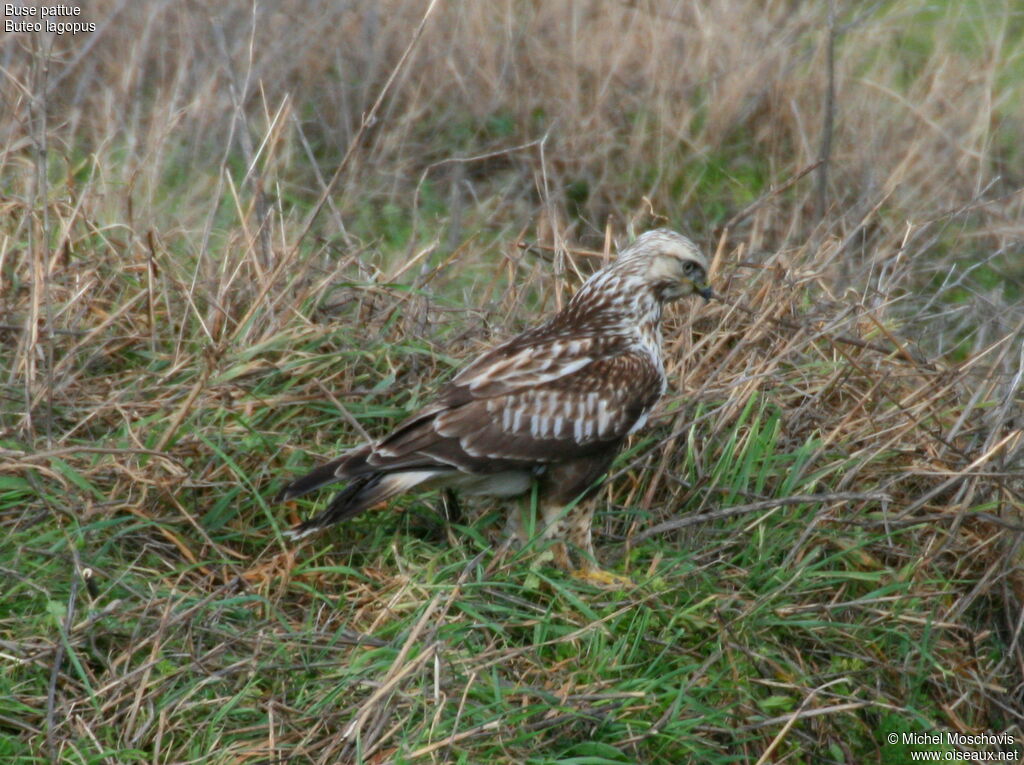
[
  {"left": 815, "top": 0, "right": 837, "bottom": 222},
  {"left": 26, "top": 34, "right": 54, "bottom": 443}
]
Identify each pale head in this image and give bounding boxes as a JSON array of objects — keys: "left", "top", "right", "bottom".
[{"left": 617, "top": 229, "right": 712, "bottom": 302}]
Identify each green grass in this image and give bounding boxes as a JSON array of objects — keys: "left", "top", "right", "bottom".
[
  {"left": 5, "top": 221, "right": 1022, "bottom": 762},
  {"left": 3, "top": 367, "right": 1018, "bottom": 762}
]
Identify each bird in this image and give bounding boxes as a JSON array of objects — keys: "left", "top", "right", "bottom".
[{"left": 278, "top": 229, "right": 712, "bottom": 584}]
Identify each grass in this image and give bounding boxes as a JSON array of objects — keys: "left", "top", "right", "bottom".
[{"left": 3, "top": 0, "right": 1024, "bottom": 762}]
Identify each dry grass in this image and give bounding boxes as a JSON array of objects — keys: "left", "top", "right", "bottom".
[{"left": 2, "top": 1, "right": 1023, "bottom": 762}]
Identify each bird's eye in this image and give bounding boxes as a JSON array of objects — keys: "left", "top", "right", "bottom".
[{"left": 683, "top": 262, "right": 699, "bottom": 277}]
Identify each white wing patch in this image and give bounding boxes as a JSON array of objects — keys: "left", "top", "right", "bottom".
[
  {"left": 582, "top": 417, "right": 594, "bottom": 440},
  {"left": 490, "top": 385, "right": 628, "bottom": 445},
  {"left": 596, "top": 397, "right": 611, "bottom": 436},
  {"left": 453, "top": 338, "right": 663, "bottom": 448},
  {"left": 627, "top": 409, "right": 650, "bottom": 435}
]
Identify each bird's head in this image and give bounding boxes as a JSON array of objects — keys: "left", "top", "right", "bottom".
[{"left": 617, "top": 229, "right": 713, "bottom": 303}]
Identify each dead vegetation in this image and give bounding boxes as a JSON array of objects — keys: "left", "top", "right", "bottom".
[{"left": 2, "top": 1, "right": 1023, "bottom": 762}]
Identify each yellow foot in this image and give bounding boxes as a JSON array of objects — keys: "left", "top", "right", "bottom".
[{"left": 570, "top": 567, "right": 634, "bottom": 588}]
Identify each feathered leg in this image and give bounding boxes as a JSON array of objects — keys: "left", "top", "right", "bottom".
[
  {"left": 566, "top": 499, "right": 633, "bottom": 587},
  {"left": 540, "top": 500, "right": 572, "bottom": 571}
]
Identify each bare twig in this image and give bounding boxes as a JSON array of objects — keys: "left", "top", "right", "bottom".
[
  {"left": 46, "top": 552, "right": 82, "bottom": 764},
  {"left": 292, "top": 0, "right": 442, "bottom": 254},
  {"left": 721, "top": 160, "right": 823, "bottom": 234},
  {"left": 714, "top": 292, "right": 927, "bottom": 363},
  {"left": 815, "top": 0, "right": 837, "bottom": 221},
  {"left": 630, "top": 493, "right": 889, "bottom": 545}
]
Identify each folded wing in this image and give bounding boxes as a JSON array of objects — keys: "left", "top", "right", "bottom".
[{"left": 279, "top": 334, "right": 664, "bottom": 537}]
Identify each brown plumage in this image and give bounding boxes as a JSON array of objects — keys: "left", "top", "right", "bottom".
[{"left": 278, "top": 229, "right": 711, "bottom": 580}]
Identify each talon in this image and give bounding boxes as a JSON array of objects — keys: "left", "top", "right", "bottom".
[{"left": 571, "top": 567, "right": 634, "bottom": 588}]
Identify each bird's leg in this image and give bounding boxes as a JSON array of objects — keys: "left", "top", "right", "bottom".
[
  {"left": 539, "top": 500, "right": 572, "bottom": 570},
  {"left": 502, "top": 502, "right": 528, "bottom": 547},
  {"left": 484, "top": 502, "right": 525, "bottom": 573},
  {"left": 549, "top": 540, "right": 572, "bottom": 571},
  {"left": 440, "top": 488, "right": 463, "bottom": 524},
  {"left": 567, "top": 501, "right": 596, "bottom": 561},
  {"left": 566, "top": 500, "right": 633, "bottom": 588}
]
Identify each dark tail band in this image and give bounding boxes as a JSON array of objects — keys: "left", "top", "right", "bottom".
[{"left": 284, "top": 473, "right": 385, "bottom": 539}]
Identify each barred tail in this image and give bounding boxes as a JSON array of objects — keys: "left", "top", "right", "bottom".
[
  {"left": 276, "top": 458, "right": 347, "bottom": 502},
  {"left": 283, "top": 469, "right": 443, "bottom": 540}
]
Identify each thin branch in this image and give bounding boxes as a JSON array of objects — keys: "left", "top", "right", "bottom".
[
  {"left": 46, "top": 554, "right": 82, "bottom": 763},
  {"left": 815, "top": 0, "right": 837, "bottom": 220},
  {"left": 713, "top": 293, "right": 934, "bottom": 366},
  {"left": 292, "top": 0, "right": 442, "bottom": 255},
  {"left": 630, "top": 492, "right": 889, "bottom": 544},
  {"left": 721, "top": 160, "right": 823, "bottom": 234}
]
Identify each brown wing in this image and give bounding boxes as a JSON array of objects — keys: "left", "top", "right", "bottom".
[
  {"left": 445, "top": 311, "right": 628, "bottom": 398},
  {"left": 365, "top": 350, "right": 664, "bottom": 474}
]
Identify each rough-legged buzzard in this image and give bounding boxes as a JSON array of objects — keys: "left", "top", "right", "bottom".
[{"left": 278, "top": 229, "right": 711, "bottom": 582}]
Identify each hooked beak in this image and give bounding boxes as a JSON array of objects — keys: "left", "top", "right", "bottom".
[{"left": 696, "top": 283, "right": 714, "bottom": 302}]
